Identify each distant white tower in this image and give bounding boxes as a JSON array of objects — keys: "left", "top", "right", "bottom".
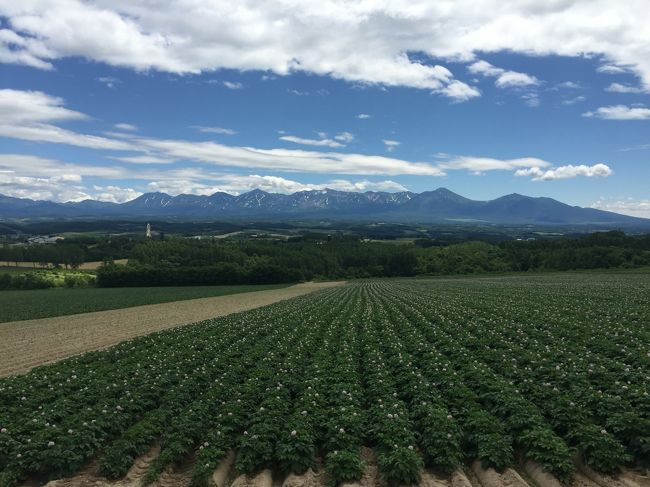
[{"left": 146, "top": 223, "right": 152, "bottom": 238}]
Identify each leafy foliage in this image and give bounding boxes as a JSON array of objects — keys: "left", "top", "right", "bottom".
[{"left": 1, "top": 272, "right": 648, "bottom": 486}]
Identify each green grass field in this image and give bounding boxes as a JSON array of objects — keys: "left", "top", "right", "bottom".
[
  {"left": 0, "top": 266, "right": 52, "bottom": 274},
  {"left": 0, "top": 283, "right": 291, "bottom": 323}
]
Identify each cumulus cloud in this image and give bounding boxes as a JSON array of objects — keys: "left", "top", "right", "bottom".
[
  {"left": 590, "top": 197, "right": 650, "bottom": 218},
  {"left": 148, "top": 174, "right": 408, "bottom": 196},
  {"left": 1, "top": 154, "right": 389, "bottom": 201},
  {"left": 356, "top": 114, "right": 371, "bottom": 119},
  {"left": 583, "top": 105, "right": 650, "bottom": 120},
  {"left": 3, "top": 1, "right": 650, "bottom": 94},
  {"left": 222, "top": 81, "right": 243, "bottom": 89},
  {"left": 92, "top": 185, "right": 142, "bottom": 203},
  {"left": 192, "top": 126, "right": 238, "bottom": 135},
  {"left": 383, "top": 140, "right": 400, "bottom": 152},
  {"left": 605, "top": 83, "right": 647, "bottom": 94},
  {"left": 440, "top": 80, "right": 481, "bottom": 101},
  {"left": 0, "top": 172, "right": 91, "bottom": 202},
  {"left": 468, "top": 60, "right": 539, "bottom": 88},
  {"left": 515, "top": 163, "right": 613, "bottom": 181}
]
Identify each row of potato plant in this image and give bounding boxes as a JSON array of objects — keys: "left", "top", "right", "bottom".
[{"left": 1, "top": 272, "right": 647, "bottom": 486}]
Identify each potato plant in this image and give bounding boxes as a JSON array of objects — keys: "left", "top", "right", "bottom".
[{"left": 1, "top": 272, "right": 648, "bottom": 486}]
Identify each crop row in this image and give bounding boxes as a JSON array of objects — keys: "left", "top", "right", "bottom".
[{"left": 0, "top": 273, "right": 648, "bottom": 486}]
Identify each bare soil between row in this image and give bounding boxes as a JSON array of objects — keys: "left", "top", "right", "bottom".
[
  {"left": 30, "top": 446, "right": 650, "bottom": 487},
  {"left": 0, "top": 281, "right": 343, "bottom": 378}
]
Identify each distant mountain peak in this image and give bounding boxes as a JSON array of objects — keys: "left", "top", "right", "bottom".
[{"left": 0, "top": 189, "right": 647, "bottom": 226}]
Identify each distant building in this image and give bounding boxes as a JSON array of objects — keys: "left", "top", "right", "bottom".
[{"left": 146, "top": 223, "right": 152, "bottom": 238}]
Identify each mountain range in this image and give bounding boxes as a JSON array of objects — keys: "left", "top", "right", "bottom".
[{"left": 0, "top": 188, "right": 647, "bottom": 226}]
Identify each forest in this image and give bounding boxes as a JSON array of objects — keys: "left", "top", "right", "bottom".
[
  {"left": 96, "top": 231, "right": 650, "bottom": 287},
  {"left": 1, "top": 231, "right": 649, "bottom": 288}
]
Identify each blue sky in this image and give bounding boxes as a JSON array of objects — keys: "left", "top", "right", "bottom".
[{"left": 0, "top": 1, "right": 649, "bottom": 216}]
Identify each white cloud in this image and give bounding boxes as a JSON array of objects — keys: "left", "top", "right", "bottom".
[
  {"left": 468, "top": 60, "right": 539, "bottom": 88},
  {"left": 192, "top": 126, "right": 238, "bottom": 135},
  {"left": 279, "top": 135, "right": 344, "bottom": 148},
  {"left": 3, "top": 0, "right": 650, "bottom": 94},
  {"left": 382, "top": 140, "right": 400, "bottom": 152},
  {"left": 605, "top": 83, "right": 647, "bottom": 94},
  {"left": 133, "top": 136, "right": 444, "bottom": 176},
  {"left": 596, "top": 64, "right": 631, "bottom": 75},
  {"left": 92, "top": 185, "right": 142, "bottom": 203},
  {"left": 440, "top": 80, "right": 480, "bottom": 101},
  {"left": 515, "top": 163, "right": 613, "bottom": 181},
  {"left": 109, "top": 154, "right": 176, "bottom": 164},
  {"left": 223, "top": 81, "right": 243, "bottom": 89},
  {"left": 0, "top": 89, "right": 445, "bottom": 177},
  {"left": 0, "top": 88, "right": 619, "bottom": 185},
  {"left": 0, "top": 154, "right": 132, "bottom": 180},
  {"left": 0, "top": 89, "right": 87, "bottom": 124},
  {"left": 591, "top": 197, "right": 650, "bottom": 218},
  {"left": 0, "top": 89, "right": 135, "bottom": 150},
  {"left": 556, "top": 81, "right": 581, "bottom": 89},
  {"left": 0, "top": 172, "right": 91, "bottom": 202},
  {"left": 148, "top": 174, "right": 407, "bottom": 196},
  {"left": 495, "top": 71, "right": 539, "bottom": 88},
  {"left": 114, "top": 123, "right": 138, "bottom": 131},
  {"left": 521, "top": 92, "right": 540, "bottom": 107},
  {"left": 439, "top": 156, "right": 551, "bottom": 173},
  {"left": 562, "top": 96, "right": 586, "bottom": 105},
  {"left": 583, "top": 105, "right": 650, "bottom": 120},
  {"left": 324, "top": 179, "right": 407, "bottom": 192},
  {"left": 334, "top": 132, "right": 355, "bottom": 143},
  {"left": 0, "top": 28, "right": 54, "bottom": 69},
  {"left": 356, "top": 113, "right": 371, "bottom": 119},
  {"left": 619, "top": 143, "right": 650, "bottom": 152}
]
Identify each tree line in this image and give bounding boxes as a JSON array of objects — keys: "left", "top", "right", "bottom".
[
  {"left": 0, "top": 236, "right": 144, "bottom": 268},
  {"left": 94, "top": 231, "right": 650, "bottom": 287}
]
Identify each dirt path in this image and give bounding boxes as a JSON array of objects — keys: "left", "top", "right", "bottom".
[{"left": 0, "top": 281, "right": 343, "bottom": 378}]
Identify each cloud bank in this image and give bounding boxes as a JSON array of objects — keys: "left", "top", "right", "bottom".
[
  {"left": 0, "top": 88, "right": 616, "bottom": 202},
  {"left": 4, "top": 1, "right": 650, "bottom": 96}
]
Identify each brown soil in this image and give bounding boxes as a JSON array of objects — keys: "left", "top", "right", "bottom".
[
  {"left": 523, "top": 461, "right": 563, "bottom": 487},
  {"left": 451, "top": 470, "right": 475, "bottom": 487},
  {"left": 420, "top": 471, "right": 451, "bottom": 487},
  {"left": 230, "top": 469, "right": 273, "bottom": 487},
  {"left": 340, "top": 447, "right": 386, "bottom": 487},
  {"left": 0, "top": 281, "right": 343, "bottom": 378},
  {"left": 620, "top": 471, "right": 650, "bottom": 487},
  {"left": 471, "top": 461, "right": 532, "bottom": 487},
  {"left": 40, "top": 446, "right": 162, "bottom": 487},
  {"left": 571, "top": 472, "right": 605, "bottom": 487},
  {"left": 213, "top": 451, "right": 236, "bottom": 487},
  {"left": 578, "top": 464, "right": 633, "bottom": 487},
  {"left": 281, "top": 468, "right": 324, "bottom": 487}
]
